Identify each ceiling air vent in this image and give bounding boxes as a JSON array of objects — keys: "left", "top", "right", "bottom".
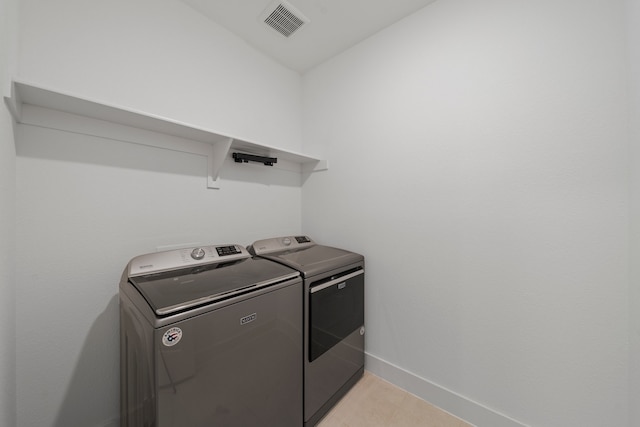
[{"left": 261, "top": 1, "right": 310, "bottom": 38}]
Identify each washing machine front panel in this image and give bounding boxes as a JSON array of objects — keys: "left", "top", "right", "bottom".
[{"left": 154, "top": 280, "right": 303, "bottom": 427}]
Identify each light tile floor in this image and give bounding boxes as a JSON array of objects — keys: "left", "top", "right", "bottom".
[{"left": 316, "top": 371, "right": 472, "bottom": 427}]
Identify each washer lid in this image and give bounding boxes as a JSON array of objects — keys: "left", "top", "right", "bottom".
[{"left": 129, "top": 257, "right": 299, "bottom": 316}]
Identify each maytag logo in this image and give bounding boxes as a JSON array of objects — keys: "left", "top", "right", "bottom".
[{"left": 240, "top": 313, "right": 257, "bottom": 325}]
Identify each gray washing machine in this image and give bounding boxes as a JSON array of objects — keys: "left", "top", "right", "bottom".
[
  {"left": 248, "top": 236, "right": 365, "bottom": 427},
  {"left": 119, "top": 244, "right": 303, "bottom": 427}
]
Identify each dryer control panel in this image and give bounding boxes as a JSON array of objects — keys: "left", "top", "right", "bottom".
[
  {"left": 128, "top": 244, "right": 249, "bottom": 277},
  {"left": 248, "top": 235, "right": 315, "bottom": 255}
]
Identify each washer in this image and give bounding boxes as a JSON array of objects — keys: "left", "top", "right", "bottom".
[
  {"left": 119, "top": 244, "right": 303, "bottom": 427},
  {"left": 248, "top": 236, "right": 365, "bottom": 427}
]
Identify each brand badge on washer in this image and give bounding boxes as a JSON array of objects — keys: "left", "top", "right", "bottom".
[
  {"left": 240, "top": 313, "right": 257, "bottom": 325},
  {"left": 162, "top": 327, "right": 182, "bottom": 347}
]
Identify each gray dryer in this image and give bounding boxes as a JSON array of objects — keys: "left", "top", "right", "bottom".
[{"left": 249, "top": 236, "right": 365, "bottom": 427}]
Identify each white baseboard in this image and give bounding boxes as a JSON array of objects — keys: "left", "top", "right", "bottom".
[{"left": 365, "top": 352, "right": 528, "bottom": 427}]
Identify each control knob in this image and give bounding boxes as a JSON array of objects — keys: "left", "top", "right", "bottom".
[
  {"left": 191, "top": 247, "right": 206, "bottom": 260},
  {"left": 283, "top": 237, "right": 291, "bottom": 246}
]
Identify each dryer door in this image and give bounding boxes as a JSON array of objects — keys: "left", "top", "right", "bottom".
[{"left": 309, "top": 268, "right": 364, "bottom": 362}]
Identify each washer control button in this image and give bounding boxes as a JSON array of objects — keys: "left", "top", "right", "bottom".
[
  {"left": 191, "top": 248, "right": 205, "bottom": 260},
  {"left": 283, "top": 237, "right": 292, "bottom": 246}
]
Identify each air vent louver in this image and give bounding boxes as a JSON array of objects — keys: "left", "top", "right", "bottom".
[{"left": 262, "top": 1, "right": 309, "bottom": 38}]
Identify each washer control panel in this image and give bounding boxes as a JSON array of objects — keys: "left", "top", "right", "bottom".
[
  {"left": 248, "top": 235, "right": 315, "bottom": 255},
  {"left": 215, "top": 245, "right": 242, "bottom": 257},
  {"left": 128, "top": 244, "right": 250, "bottom": 277}
]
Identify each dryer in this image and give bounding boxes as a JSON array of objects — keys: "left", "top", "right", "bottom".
[{"left": 248, "top": 236, "right": 365, "bottom": 427}]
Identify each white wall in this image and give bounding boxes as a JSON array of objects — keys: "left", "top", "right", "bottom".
[
  {"left": 15, "top": 1, "right": 303, "bottom": 426},
  {"left": 0, "top": 0, "right": 18, "bottom": 425},
  {"left": 627, "top": 0, "right": 640, "bottom": 425},
  {"left": 18, "top": 0, "right": 302, "bottom": 151},
  {"left": 302, "top": 1, "right": 630, "bottom": 426}
]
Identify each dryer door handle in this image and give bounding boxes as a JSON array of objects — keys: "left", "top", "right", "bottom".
[{"left": 310, "top": 269, "right": 364, "bottom": 294}]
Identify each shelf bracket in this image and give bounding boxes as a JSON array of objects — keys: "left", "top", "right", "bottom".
[
  {"left": 208, "top": 138, "right": 233, "bottom": 189},
  {"left": 4, "top": 81, "right": 22, "bottom": 122}
]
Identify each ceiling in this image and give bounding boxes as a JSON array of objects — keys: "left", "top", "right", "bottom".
[{"left": 179, "top": 0, "right": 438, "bottom": 73}]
